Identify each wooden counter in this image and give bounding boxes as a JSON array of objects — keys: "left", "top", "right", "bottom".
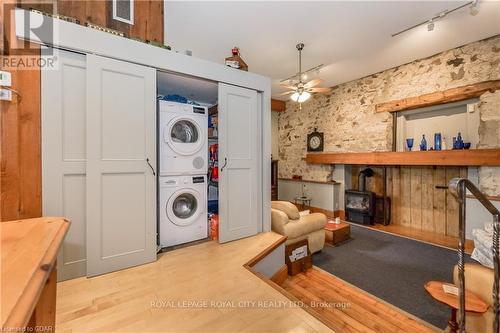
[{"left": 1, "top": 217, "right": 70, "bottom": 332}]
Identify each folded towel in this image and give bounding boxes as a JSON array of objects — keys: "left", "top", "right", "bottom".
[{"left": 471, "top": 223, "right": 495, "bottom": 268}]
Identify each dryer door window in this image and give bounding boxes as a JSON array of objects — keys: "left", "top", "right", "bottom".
[
  {"left": 165, "top": 117, "right": 203, "bottom": 156},
  {"left": 166, "top": 189, "right": 201, "bottom": 226},
  {"left": 171, "top": 120, "right": 199, "bottom": 143}
]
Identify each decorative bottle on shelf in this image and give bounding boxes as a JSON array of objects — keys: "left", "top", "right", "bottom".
[
  {"left": 442, "top": 136, "right": 447, "bottom": 150},
  {"left": 434, "top": 133, "right": 442, "bottom": 151},
  {"left": 457, "top": 132, "right": 464, "bottom": 149},
  {"left": 419, "top": 135, "right": 427, "bottom": 151}
]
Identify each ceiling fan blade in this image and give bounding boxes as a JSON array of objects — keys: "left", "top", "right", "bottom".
[
  {"left": 274, "top": 91, "right": 294, "bottom": 96},
  {"left": 304, "top": 78, "right": 323, "bottom": 89},
  {"left": 308, "top": 87, "right": 331, "bottom": 93},
  {"left": 279, "top": 84, "right": 297, "bottom": 90}
]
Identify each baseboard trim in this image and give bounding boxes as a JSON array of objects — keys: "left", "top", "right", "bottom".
[{"left": 270, "top": 265, "right": 288, "bottom": 286}]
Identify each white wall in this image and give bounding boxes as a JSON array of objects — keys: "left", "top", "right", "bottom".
[
  {"left": 396, "top": 100, "right": 480, "bottom": 151},
  {"left": 252, "top": 243, "right": 285, "bottom": 278},
  {"left": 271, "top": 111, "right": 279, "bottom": 160},
  {"left": 278, "top": 179, "right": 340, "bottom": 212}
]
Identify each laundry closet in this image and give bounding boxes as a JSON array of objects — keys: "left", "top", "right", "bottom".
[
  {"left": 19, "top": 9, "right": 272, "bottom": 281},
  {"left": 156, "top": 72, "right": 220, "bottom": 249}
]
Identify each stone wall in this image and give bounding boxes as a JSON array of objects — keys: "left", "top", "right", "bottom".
[{"left": 278, "top": 35, "right": 500, "bottom": 196}]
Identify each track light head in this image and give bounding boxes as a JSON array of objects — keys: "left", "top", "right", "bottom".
[
  {"left": 470, "top": 0, "right": 479, "bottom": 16},
  {"left": 427, "top": 20, "right": 435, "bottom": 32}
]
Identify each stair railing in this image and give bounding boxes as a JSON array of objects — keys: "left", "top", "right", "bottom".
[{"left": 448, "top": 178, "right": 500, "bottom": 333}]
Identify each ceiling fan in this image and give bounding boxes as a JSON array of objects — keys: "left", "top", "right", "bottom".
[{"left": 277, "top": 43, "right": 331, "bottom": 108}]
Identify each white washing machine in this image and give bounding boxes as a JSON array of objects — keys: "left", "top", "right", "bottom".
[
  {"left": 160, "top": 174, "right": 208, "bottom": 247},
  {"left": 159, "top": 101, "right": 208, "bottom": 175}
]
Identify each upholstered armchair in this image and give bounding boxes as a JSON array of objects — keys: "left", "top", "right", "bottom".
[
  {"left": 453, "top": 263, "right": 495, "bottom": 333},
  {"left": 271, "top": 201, "right": 327, "bottom": 253}
]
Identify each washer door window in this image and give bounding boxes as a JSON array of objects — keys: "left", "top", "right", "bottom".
[
  {"left": 165, "top": 117, "right": 203, "bottom": 156},
  {"left": 166, "top": 189, "right": 201, "bottom": 226}
]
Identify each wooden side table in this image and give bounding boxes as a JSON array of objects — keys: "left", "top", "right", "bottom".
[
  {"left": 294, "top": 196, "right": 311, "bottom": 210},
  {"left": 424, "top": 281, "right": 488, "bottom": 333},
  {"left": 324, "top": 221, "right": 351, "bottom": 246}
]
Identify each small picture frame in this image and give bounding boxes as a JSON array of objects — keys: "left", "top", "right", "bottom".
[{"left": 113, "top": 0, "right": 134, "bottom": 25}]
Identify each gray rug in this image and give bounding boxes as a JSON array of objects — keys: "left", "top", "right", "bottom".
[{"left": 313, "top": 224, "right": 472, "bottom": 329}]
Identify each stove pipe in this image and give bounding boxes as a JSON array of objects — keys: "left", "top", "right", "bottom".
[{"left": 358, "top": 168, "right": 374, "bottom": 192}]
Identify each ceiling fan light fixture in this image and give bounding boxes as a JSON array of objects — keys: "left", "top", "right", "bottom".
[{"left": 290, "top": 91, "right": 311, "bottom": 103}]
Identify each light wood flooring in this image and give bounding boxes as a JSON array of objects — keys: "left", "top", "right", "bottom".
[
  {"left": 55, "top": 230, "right": 448, "bottom": 333},
  {"left": 282, "top": 268, "right": 439, "bottom": 333},
  {"left": 55, "top": 232, "right": 331, "bottom": 333}
]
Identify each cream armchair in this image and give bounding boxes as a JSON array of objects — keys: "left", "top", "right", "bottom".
[
  {"left": 271, "top": 201, "right": 327, "bottom": 253},
  {"left": 453, "top": 263, "right": 495, "bottom": 333}
]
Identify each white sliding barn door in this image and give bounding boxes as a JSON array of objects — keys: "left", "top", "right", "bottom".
[
  {"left": 86, "top": 55, "right": 157, "bottom": 276},
  {"left": 42, "top": 49, "right": 87, "bottom": 281},
  {"left": 218, "top": 83, "right": 259, "bottom": 243}
]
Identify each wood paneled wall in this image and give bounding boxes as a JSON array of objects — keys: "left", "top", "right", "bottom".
[
  {"left": 1, "top": 2, "right": 42, "bottom": 222},
  {"left": 351, "top": 166, "right": 467, "bottom": 237},
  {"left": 1, "top": 1, "right": 164, "bottom": 221},
  {"left": 54, "top": 0, "right": 164, "bottom": 43},
  {"left": 388, "top": 166, "right": 467, "bottom": 237}
]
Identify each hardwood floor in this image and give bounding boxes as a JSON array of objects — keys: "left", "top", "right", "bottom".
[
  {"left": 55, "top": 232, "right": 331, "bottom": 333},
  {"left": 282, "top": 268, "right": 439, "bottom": 333}
]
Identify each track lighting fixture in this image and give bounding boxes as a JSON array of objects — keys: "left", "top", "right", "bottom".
[{"left": 391, "top": 0, "right": 480, "bottom": 37}]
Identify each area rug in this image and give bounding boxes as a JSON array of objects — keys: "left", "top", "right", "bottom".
[{"left": 313, "top": 224, "right": 472, "bottom": 329}]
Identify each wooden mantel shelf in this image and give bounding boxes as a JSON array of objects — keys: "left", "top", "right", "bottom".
[{"left": 306, "top": 149, "right": 500, "bottom": 166}]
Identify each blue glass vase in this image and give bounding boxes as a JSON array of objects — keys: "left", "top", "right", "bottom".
[
  {"left": 457, "top": 132, "right": 464, "bottom": 149},
  {"left": 420, "top": 135, "right": 427, "bottom": 151},
  {"left": 434, "top": 133, "right": 442, "bottom": 151}
]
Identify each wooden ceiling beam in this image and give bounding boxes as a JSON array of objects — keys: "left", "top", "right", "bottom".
[
  {"left": 271, "top": 99, "right": 286, "bottom": 112},
  {"left": 375, "top": 80, "right": 500, "bottom": 113}
]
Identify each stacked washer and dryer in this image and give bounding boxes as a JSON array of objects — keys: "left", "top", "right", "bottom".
[{"left": 159, "top": 101, "right": 209, "bottom": 248}]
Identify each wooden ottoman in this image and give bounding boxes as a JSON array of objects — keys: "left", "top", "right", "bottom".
[{"left": 325, "top": 221, "right": 351, "bottom": 246}]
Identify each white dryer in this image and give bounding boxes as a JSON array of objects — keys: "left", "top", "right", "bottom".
[
  {"left": 160, "top": 174, "right": 208, "bottom": 247},
  {"left": 159, "top": 101, "right": 208, "bottom": 175}
]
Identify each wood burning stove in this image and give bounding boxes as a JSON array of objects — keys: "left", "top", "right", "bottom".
[
  {"left": 345, "top": 168, "right": 376, "bottom": 225},
  {"left": 345, "top": 190, "right": 376, "bottom": 225}
]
